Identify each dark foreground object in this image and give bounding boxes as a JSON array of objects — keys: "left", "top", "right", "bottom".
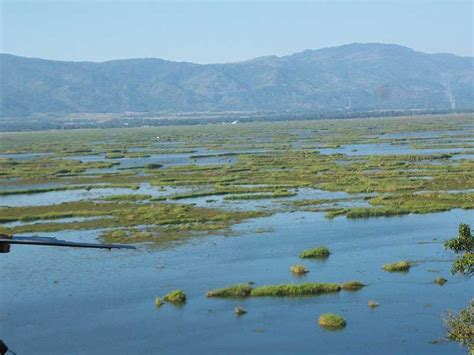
[
  {"left": 0, "top": 234, "right": 136, "bottom": 252},
  {"left": 0, "top": 340, "right": 7, "bottom": 355}
]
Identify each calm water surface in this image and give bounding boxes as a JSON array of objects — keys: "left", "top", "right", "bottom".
[
  {"left": 1, "top": 133, "right": 473, "bottom": 354},
  {"left": 1, "top": 210, "right": 472, "bottom": 354}
]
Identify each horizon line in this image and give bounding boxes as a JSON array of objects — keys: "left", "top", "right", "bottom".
[{"left": 2, "top": 42, "right": 472, "bottom": 65}]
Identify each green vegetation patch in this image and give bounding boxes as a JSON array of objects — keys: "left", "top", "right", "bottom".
[
  {"left": 451, "top": 254, "right": 474, "bottom": 276},
  {"left": 382, "top": 261, "right": 411, "bottom": 272},
  {"left": 206, "top": 284, "right": 253, "bottom": 298},
  {"left": 101, "top": 194, "right": 152, "bottom": 201},
  {"left": 0, "top": 199, "right": 265, "bottom": 247},
  {"left": 445, "top": 300, "right": 473, "bottom": 351},
  {"left": 445, "top": 223, "right": 473, "bottom": 275},
  {"left": 206, "top": 282, "right": 342, "bottom": 298},
  {"left": 326, "top": 192, "right": 474, "bottom": 219},
  {"left": 224, "top": 190, "right": 297, "bottom": 200},
  {"left": 105, "top": 152, "right": 125, "bottom": 159},
  {"left": 340, "top": 281, "right": 365, "bottom": 291},
  {"left": 2, "top": 114, "right": 474, "bottom": 251},
  {"left": 163, "top": 289, "right": 187, "bottom": 304},
  {"left": 250, "top": 283, "right": 341, "bottom": 297},
  {"left": 318, "top": 313, "right": 347, "bottom": 329},
  {"left": 290, "top": 265, "right": 309, "bottom": 274},
  {"left": 0, "top": 184, "right": 137, "bottom": 196},
  {"left": 146, "top": 163, "right": 163, "bottom": 170},
  {"left": 299, "top": 246, "right": 330, "bottom": 259}
]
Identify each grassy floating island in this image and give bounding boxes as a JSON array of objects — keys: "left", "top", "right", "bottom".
[
  {"left": 250, "top": 283, "right": 341, "bottom": 297},
  {"left": 299, "top": 246, "right": 330, "bottom": 259},
  {"left": 145, "top": 163, "right": 163, "bottom": 169},
  {"left": 3, "top": 116, "right": 473, "bottom": 254},
  {"left": 340, "top": 280, "right": 366, "bottom": 291},
  {"left": 290, "top": 265, "right": 309, "bottom": 275},
  {"left": 206, "top": 284, "right": 253, "bottom": 298},
  {"left": 206, "top": 282, "right": 344, "bottom": 298},
  {"left": 382, "top": 261, "right": 411, "bottom": 272},
  {"left": 318, "top": 314, "right": 347, "bottom": 329},
  {"left": 105, "top": 152, "right": 125, "bottom": 159},
  {"left": 223, "top": 191, "right": 297, "bottom": 200},
  {"left": 163, "top": 289, "right": 187, "bottom": 304},
  {"left": 101, "top": 194, "right": 152, "bottom": 201}
]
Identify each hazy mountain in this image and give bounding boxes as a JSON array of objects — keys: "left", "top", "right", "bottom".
[{"left": 1, "top": 43, "right": 473, "bottom": 117}]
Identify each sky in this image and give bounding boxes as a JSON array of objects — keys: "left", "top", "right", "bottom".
[{"left": 1, "top": 0, "right": 472, "bottom": 63}]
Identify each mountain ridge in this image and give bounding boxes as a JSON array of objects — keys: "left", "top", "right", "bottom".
[
  {"left": 3, "top": 43, "right": 472, "bottom": 64},
  {"left": 1, "top": 43, "right": 473, "bottom": 117}
]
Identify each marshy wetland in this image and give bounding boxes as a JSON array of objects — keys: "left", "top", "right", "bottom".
[{"left": 1, "top": 114, "right": 473, "bottom": 354}]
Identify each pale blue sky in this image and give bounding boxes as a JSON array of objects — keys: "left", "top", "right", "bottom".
[{"left": 1, "top": 0, "right": 472, "bottom": 63}]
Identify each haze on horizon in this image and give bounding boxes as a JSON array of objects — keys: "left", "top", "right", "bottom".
[{"left": 1, "top": 0, "right": 472, "bottom": 64}]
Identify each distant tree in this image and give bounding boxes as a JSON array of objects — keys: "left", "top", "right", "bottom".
[{"left": 445, "top": 223, "right": 473, "bottom": 276}]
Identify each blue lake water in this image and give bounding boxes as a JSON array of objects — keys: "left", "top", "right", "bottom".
[
  {"left": 0, "top": 152, "right": 53, "bottom": 160},
  {"left": 318, "top": 142, "right": 474, "bottom": 156},
  {"left": 0, "top": 183, "right": 189, "bottom": 207},
  {"left": 1, "top": 209, "right": 472, "bottom": 354},
  {"left": 173, "top": 187, "right": 369, "bottom": 212},
  {"left": 1, "top": 128, "right": 473, "bottom": 354}
]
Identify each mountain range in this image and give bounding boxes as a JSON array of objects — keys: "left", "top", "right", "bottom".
[{"left": 1, "top": 43, "right": 473, "bottom": 117}]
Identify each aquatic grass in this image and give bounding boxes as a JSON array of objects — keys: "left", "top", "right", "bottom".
[
  {"left": 168, "top": 185, "right": 289, "bottom": 200},
  {"left": 163, "top": 289, "right": 186, "bottom": 304},
  {"left": 383, "top": 261, "right": 411, "bottom": 272},
  {"left": 105, "top": 152, "right": 125, "bottom": 159},
  {"left": 206, "top": 284, "right": 253, "bottom": 298},
  {"left": 290, "top": 265, "right": 309, "bottom": 274},
  {"left": 101, "top": 194, "right": 152, "bottom": 201},
  {"left": 344, "top": 207, "right": 411, "bottom": 219},
  {"left": 250, "top": 283, "right": 341, "bottom": 297},
  {"left": 299, "top": 246, "right": 330, "bottom": 259},
  {"left": 145, "top": 163, "right": 163, "bottom": 169},
  {"left": 0, "top": 217, "right": 23, "bottom": 223},
  {"left": 0, "top": 183, "right": 142, "bottom": 196},
  {"left": 206, "top": 282, "right": 342, "bottom": 298},
  {"left": 223, "top": 191, "right": 297, "bottom": 200},
  {"left": 169, "top": 191, "right": 232, "bottom": 200},
  {"left": 340, "top": 281, "right": 365, "bottom": 291},
  {"left": 318, "top": 314, "right": 346, "bottom": 329},
  {"left": 0, "top": 199, "right": 265, "bottom": 242},
  {"left": 0, "top": 185, "right": 99, "bottom": 196},
  {"left": 2, "top": 115, "right": 474, "bottom": 250}
]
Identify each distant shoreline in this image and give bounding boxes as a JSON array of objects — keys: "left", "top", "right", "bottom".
[{"left": 0, "top": 109, "right": 473, "bottom": 133}]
